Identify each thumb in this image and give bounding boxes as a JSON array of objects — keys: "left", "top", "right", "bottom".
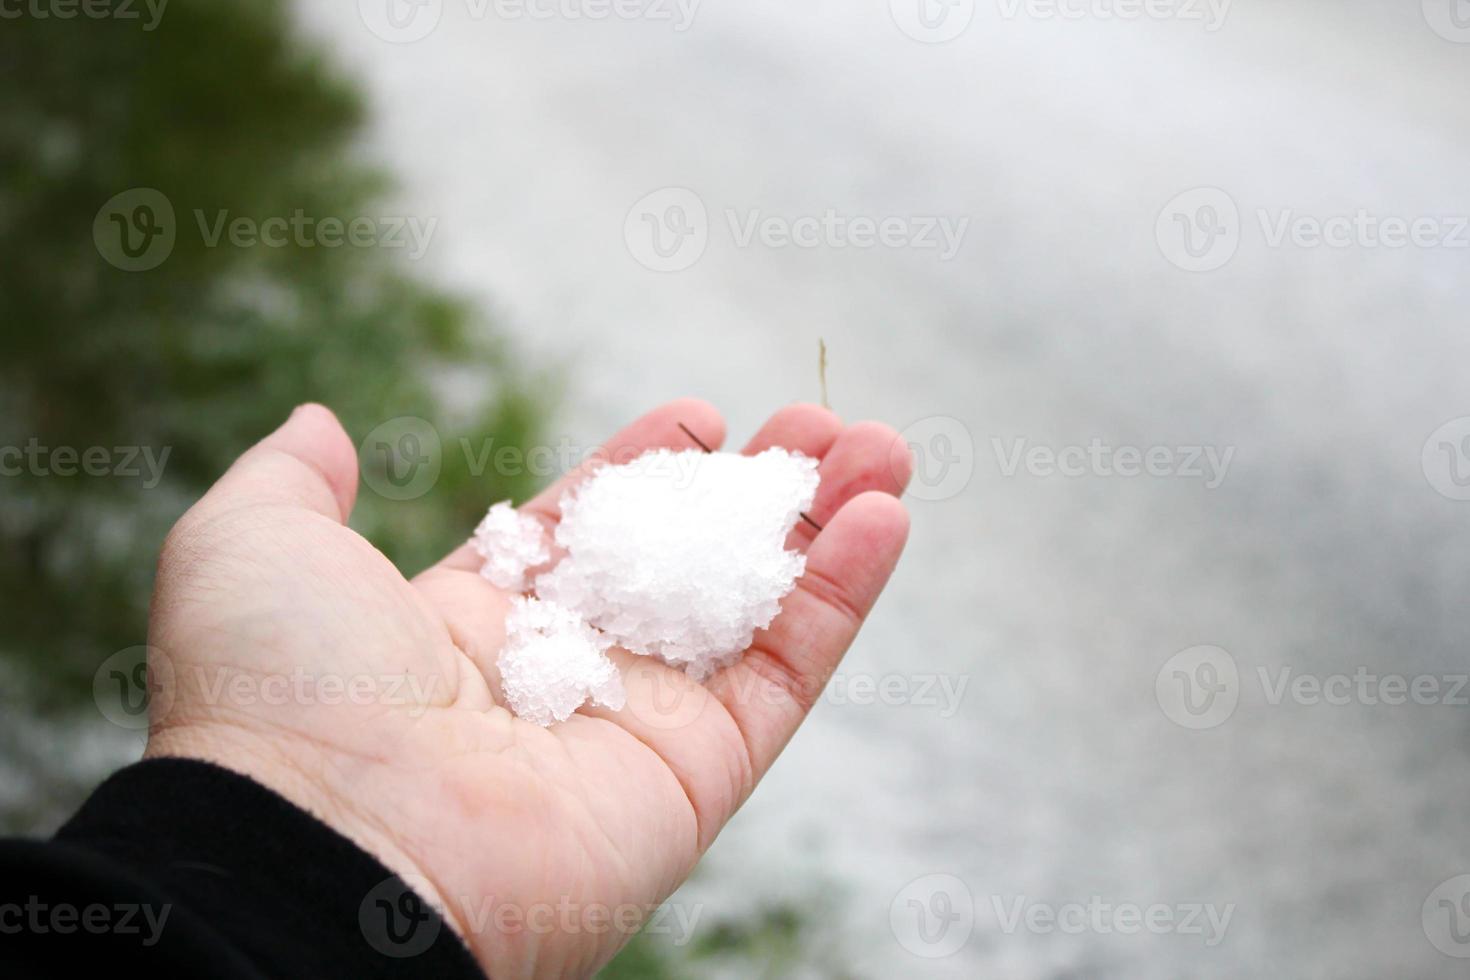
[{"left": 203, "top": 403, "right": 360, "bottom": 524}]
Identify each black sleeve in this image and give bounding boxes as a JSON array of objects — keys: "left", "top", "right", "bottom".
[{"left": 0, "top": 758, "right": 484, "bottom": 980}]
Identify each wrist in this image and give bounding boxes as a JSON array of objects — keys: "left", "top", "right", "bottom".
[{"left": 143, "top": 723, "right": 467, "bottom": 942}]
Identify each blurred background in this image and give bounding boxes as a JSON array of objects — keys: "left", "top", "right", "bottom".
[{"left": 4, "top": 0, "right": 1470, "bottom": 975}]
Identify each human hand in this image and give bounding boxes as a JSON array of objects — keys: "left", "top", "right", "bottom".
[{"left": 143, "top": 399, "right": 911, "bottom": 977}]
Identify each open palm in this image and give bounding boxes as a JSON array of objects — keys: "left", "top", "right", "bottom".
[{"left": 143, "top": 399, "right": 911, "bottom": 978}]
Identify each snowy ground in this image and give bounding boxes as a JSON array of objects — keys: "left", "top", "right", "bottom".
[{"left": 296, "top": 1, "right": 1470, "bottom": 975}]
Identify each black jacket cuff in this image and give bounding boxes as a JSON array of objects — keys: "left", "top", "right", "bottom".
[{"left": 1, "top": 757, "right": 483, "bottom": 980}]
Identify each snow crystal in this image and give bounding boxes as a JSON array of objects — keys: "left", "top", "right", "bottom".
[
  {"left": 481, "top": 447, "right": 820, "bottom": 725},
  {"left": 537, "top": 448, "right": 819, "bottom": 681},
  {"left": 497, "top": 596, "right": 625, "bottom": 727},
  {"left": 472, "top": 500, "right": 550, "bottom": 591}
]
